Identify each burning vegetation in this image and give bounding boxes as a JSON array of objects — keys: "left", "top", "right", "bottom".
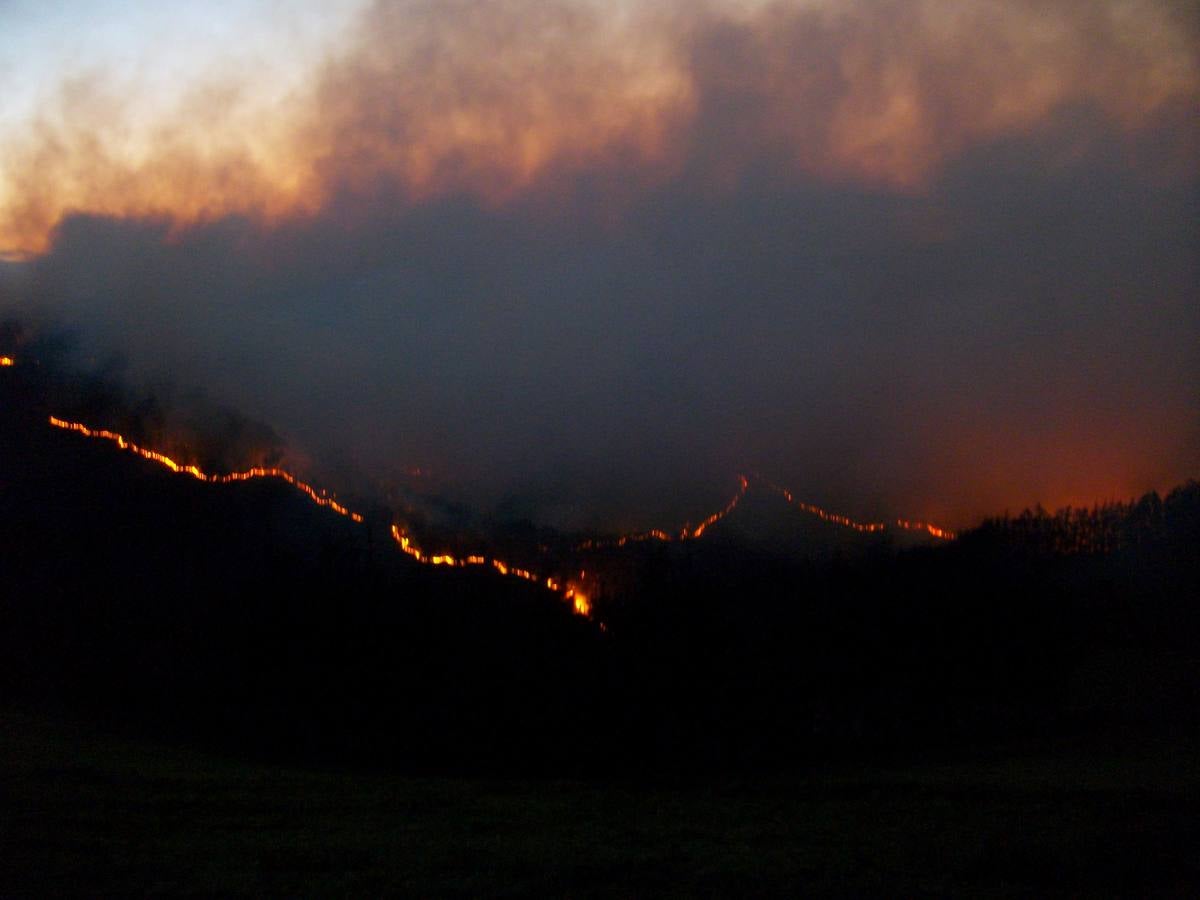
[
  {"left": 33, "top": 403, "right": 953, "bottom": 624},
  {"left": 2, "top": 352, "right": 1198, "bottom": 782},
  {"left": 48, "top": 416, "right": 364, "bottom": 522}
]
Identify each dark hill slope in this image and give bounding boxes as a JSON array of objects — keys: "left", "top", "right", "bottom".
[
  {"left": 3, "top": 365, "right": 1199, "bottom": 775},
  {"left": 0, "top": 381, "right": 606, "bottom": 773}
]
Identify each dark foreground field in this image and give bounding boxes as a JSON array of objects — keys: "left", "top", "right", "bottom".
[{"left": 2, "top": 710, "right": 1196, "bottom": 897}]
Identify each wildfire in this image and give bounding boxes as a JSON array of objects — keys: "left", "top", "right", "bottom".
[
  {"left": 684, "top": 475, "right": 750, "bottom": 539},
  {"left": 577, "top": 475, "right": 750, "bottom": 551},
  {"left": 390, "top": 523, "right": 592, "bottom": 617},
  {"left": 892, "top": 518, "right": 956, "bottom": 540},
  {"left": 44, "top": 408, "right": 954, "bottom": 629},
  {"left": 565, "top": 586, "right": 591, "bottom": 618},
  {"left": 765, "top": 481, "right": 955, "bottom": 540},
  {"left": 578, "top": 474, "right": 955, "bottom": 550},
  {"left": 0, "top": 356, "right": 14, "bottom": 366},
  {"left": 47, "top": 412, "right": 597, "bottom": 618},
  {"left": 48, "top": 415, "right": 363, "bottom": 522}
]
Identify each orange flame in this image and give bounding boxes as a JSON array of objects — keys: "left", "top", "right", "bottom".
[
  {"left": 565, "top": 586, "right": 591, "bottom": 618},
  {"left": 0, "top": 356, "right": 14, "bottom": 367},
  {"left": 892, "top": 518, "right": 956, "bottom": 540},
  {"left": 578, "top": 474, "right": 956, "bottom": 549},
  {"left": 44, "top": 409, "right": 953, "bottom": 627},
  {"left": 47, "top": 412, "right": 594, "bottom": 619},
  {"left": 683, "top": 475, "right": 749, "bottom": 539},
  {"left": 577, "top": 476, "right": 750, "bottom": 551},
  {"left": 48, "top": 415, "right": 364, "bottom": 523},
  {"left": 765, "top": 480, "right": 955, "bottom": 540},
  {"left": 389, "top": 523, "right": 591, "bottom": 618}
]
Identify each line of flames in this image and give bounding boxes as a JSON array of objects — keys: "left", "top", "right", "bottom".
[
  {"left": 576, "top": 475, "right": 751, "bottom": 550},
  {"left": 33, "top": 381, "right": 954, "bottom": 623},
  {"left": 390, "top": 524, "right": 592, "bottom": 618},
  {"left": 48, "top": 416, "right": 365, "bottom": 522},
  {"left": 578, "top": 474, "right": 955, "bottom": 548},
  {"left": 43, "top": 411, "right": 594, "bottom": 617},
  {"left": 763, "top": 481, "right": 955, "bottom": 540}
]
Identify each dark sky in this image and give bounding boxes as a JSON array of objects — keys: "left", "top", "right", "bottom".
[{"left": 1, "top": 0, "right": 1197, "bottom": 530}]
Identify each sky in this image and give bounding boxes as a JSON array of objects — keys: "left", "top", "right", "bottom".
[{"left": 0, "top": 0, "right": 1196, "bottom": 530}]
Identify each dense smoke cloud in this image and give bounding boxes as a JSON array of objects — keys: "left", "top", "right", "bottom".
[
  {"left": 1, "top": 0, "right": 1197, "bottom": 528},
  {"left": 4, "top": 0, "right": 1194, "bottom": 254}
]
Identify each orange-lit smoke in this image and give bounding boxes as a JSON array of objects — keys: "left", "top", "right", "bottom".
[
  {"left": 685, "top": 0, "right": 1198, "bottom": 189},
  {"left": 2, "top": 0, "right": 1196, "bottom": 256},
  {"left": 0, "top": 74, "right": 321, "bottom": 258}
]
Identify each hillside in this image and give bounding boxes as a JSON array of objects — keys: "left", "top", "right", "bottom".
[
  {"left": 4, "top": 363, "right": 1199, "bottom": 777},
  {"left": 3, "top": 355, "right": 1200, "bottom": 898},
  {"left": 1, "top": 375, "right": 607, "bottom": 772}
]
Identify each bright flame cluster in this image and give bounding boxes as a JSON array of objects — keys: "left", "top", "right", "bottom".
[{"left": 0, "top": 356, "right": 14, "bottom": 366}]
